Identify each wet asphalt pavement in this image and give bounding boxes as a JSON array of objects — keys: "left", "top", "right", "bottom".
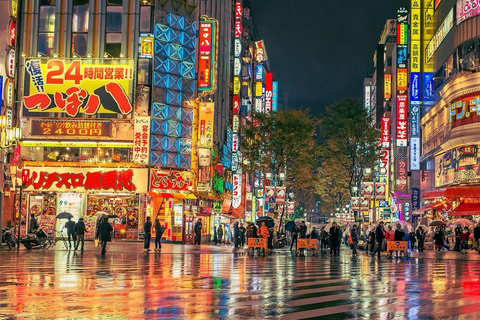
[{"left": 2, "top": 243, "right": 480, "bottom": 319}]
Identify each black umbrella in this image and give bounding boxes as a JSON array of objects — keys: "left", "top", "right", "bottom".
[
  {"left": 107, "top": 214, "right": 118, "bottom": 218},
  {"left": 56, "top": 212, "right": 73, "bottom": 219},
  {"left": 256, "top": 216, "right": 275, "bottom": 228},
  {"left": 285, "top": 221, "right": 296, "bottom": 232}
]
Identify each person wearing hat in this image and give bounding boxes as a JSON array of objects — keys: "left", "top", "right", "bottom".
[{"left": 74, "top": 217, "right": 87, "bottom": 251}]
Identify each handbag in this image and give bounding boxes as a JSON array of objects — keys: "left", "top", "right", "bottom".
[{"left": 94, "top": 239, "right": 99, "bottom": 247}]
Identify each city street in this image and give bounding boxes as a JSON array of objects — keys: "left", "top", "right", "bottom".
[{"left": 2, "top": 244, "right": 480, "bottom": 319}]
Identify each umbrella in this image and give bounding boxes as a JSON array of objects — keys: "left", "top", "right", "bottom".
[
  {"left": 326, "top": 217, "right": 342, "bottom": 224},
  {"left": 256, "top": 216, "right": 275, "bottom": 228},
  {"left": 430, "top": 220, "right": 446, "bottom": 227},
  {"left": 387, "top": 221, "right": 413, "bottom": 233},
  {"left": 285, "top": 221, "right": 296, "bottom": 232},
  {"left": 94, "top": 211, "right": 108, "bottom": 218},
  {"left": 56, "top": 212, "right": 73, "bottom": 219},
  {"left": 449, "top": 219, "right": 473, "bottom": 228},
  {"left": 108, "top": 214, "right": 118, "bottom": 218},
  {"left": 416, "top": 224, "right": 428, "bottom": 231}
]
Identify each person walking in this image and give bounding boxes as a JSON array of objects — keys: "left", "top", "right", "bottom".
[
  {"left": 233, "top": 222, "right": 240, "bottom": 248},
  {"left": 218, "top": 225, "right": 224, "bottom": 245},
  {"left": 416, "top": 226, "right": 425, "bottom": 252},
  {"left": 65, "top": 217, "right": 76, "bottom": 250},
  {"left": 251, "top": 222, "right": 258, "bottom": 238},
  {"left": 351, "top": 224, "right": 359, "bottom": 256},
  {"left": 97, "top": 217, "right": 113, "bottom": 255},
  {"left": 460, "top": 226, "right": 470, "bottom": 254},
  {"left": 329, "top": 222, "right": 340, "bottom": 256},
  {"left": 474, "top": 223, "right": 480, "bottom": 254},
  {"left": 289, "top": 224, "right": 298, "bottom": 251},
  {"left": 74, "top": 218, "right": 87, "bottom": 251},
  {"left": 239, "top": 223, "right": 246, "bottom": 247},
  {"left": 144, "top": 216, "right": 152, "bottom": 251},
  {"left": 29, "top": 214, "right": 39, "bottom": 233},
  {"left": 434, "top": 227, "right": 444, "bottom": 251},
  {"left": 394, "top": 224, "right": 406, "bottom": 258},
  {"left": 154, "top": 218, "right": 165, "bottom": 251},
  {"left": 454, "top": 224, "right": 462, "bottom": 252},
  {"left": 194, "top": 218, "right": 203, "bottom": 245},
  {"left": 375, "top": 221, "right": 386, "bottom": 259},
  {"left": 299, "top": 221, "right": 307, "bottom": 239},
  {"left": 310, "top": 227, "right": 319, "bottom": 240},
  {"left": 320, "top": 226, "right": 328, "bottom": 251},
  {"left": 258, "top": 222, "right": 269, "bottom": 239}
]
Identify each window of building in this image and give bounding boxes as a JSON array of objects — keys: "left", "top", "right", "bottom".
[
  {"left": 105, "top": 2, "right": 122, "bottom": 57},
  {"left": 137, "top": 59, "right": 151, "bottom": 85},
  {"left": 72, "top": 0, "right": 89, "bottom": 57},
  {"left": 140, "top": 5, "right": 153, "bottom": 33},
  {"left": 38, "top": 4, "right": 56, "bottom": 56}
]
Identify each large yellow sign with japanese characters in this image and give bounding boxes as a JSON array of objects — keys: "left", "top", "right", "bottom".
[{"left": 23, "top": 58, "right": 134, "bottom": 117}]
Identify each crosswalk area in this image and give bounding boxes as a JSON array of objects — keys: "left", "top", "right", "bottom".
[{"left": 1, "top": 245, "right": 480, "bottom": 319}]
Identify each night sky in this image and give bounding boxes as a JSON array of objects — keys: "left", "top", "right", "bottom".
[{"left": 249, "top": 0, "right": 399, "bottom": 115}]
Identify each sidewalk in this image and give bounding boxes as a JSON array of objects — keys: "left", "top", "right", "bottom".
[{"left": 409, "top": 249, "right": 480, "bottom": 261}]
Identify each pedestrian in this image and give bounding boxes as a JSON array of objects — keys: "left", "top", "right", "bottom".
[
  {"left": 320, "top": 226, "right": 328, "bottom": 250},
  {"left": 233, "top": 222, "right": 240, "bottom": 248},
  {"left": 258, "top": 222, "right": 269, "bottom": 239},
  {"left": 367, "top": 229, "right": 375, "bottom": 254},
  {"left": 251, "top": 222, "right": 258, "bottom": 238},
  {"left": 154, "top": 218, "right": 165, "bottom": 251},
  {"left": 144, "top": 216, "right": 152, "bottom": 251},
  {"left": 394, "top": 224, "right": 406, "bottom": 258},
  {"left": 289, "top": 224, "right": 298, "bottom": 251},
  {"left": 386, "top": 225, "right": 395, "bottom": 241},
  {"left": 96, "top": 217, "right": 113, "bottom": 255},
  {"left": 461, "top": 226, "right": 470, "bottom": 254},
  {"left": 375, "top": 221, "right": 386, "bottom": 259},
  {"left": 213, "top": 225, "right": 218, "bottom": 245},
  {"left": 454, "top": 224, "right": 462, "bottom": 252},
  {"left": 434, "top": 227, "right": 443, "bottom": 251},
  {"left": 351, "top": 224, "right": 359, "bottom": 256},
  {"left": 416, "top": 226, "right": 425, "bottom": 252},
  {"left": 474, "top": 223, "right": 480, "bottom": 253},
  {"left": 239, "top": 223, "right": 246, "bottom": 247},
  {"left": 218, "top": 225, "right": 224, "bottom": 245},
  {"left": 329, "top": 222, "right": 340, "bottom": 256},
  {"left": 194, "top": 218, "right": 203, "bottom": 245},
  {"left": 65, "top": 217, "right": 76, "bottom": 250},
  {"left": 299, "top": 221, "right": 307, "bottom": 238},
  {"left": 268, "top": 227, "right": 274, "bottom": 249},
  {"left": 74, "top": 217, "right": 87, "bottom": 251},
  {"left": 29, "top": 214, "right": 39, "bottom": 233},
  {"left": 409, "top": 231, "right": 417, "bottom": 250},
  {"left": 310, "top": 227, "right": 319, "bottom": 240}
]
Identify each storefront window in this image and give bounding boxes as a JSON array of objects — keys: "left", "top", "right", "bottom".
[
  {"left": 137, "top": 58, "right": 151, "bottom": 85},
  {"left": 22, "top": 146, "right": 132, "bottom": 163}
]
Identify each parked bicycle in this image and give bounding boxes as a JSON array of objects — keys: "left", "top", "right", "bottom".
[
  {"left": 2, "top": 227, "right": 16, "bottom": 250},
  {"left": 19, "top": 228, "right": 53, "bottom": 250}
]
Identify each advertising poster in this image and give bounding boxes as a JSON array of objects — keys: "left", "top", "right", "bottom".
[
  {"left": 83, "top": 216, "right": 97, "bottom": 239},
  {"left": 435, "top": 145, "right": 480, "bottom": 186},
  {"left": 376, "top": 183, "right": 387, "bottom": 200},
  {"left": 275, "top": 187, "right": 286, "bottom": 203},
  {"left": 133, "top": 117, "right": 151, "bottom": 165},
  {"left": 39, "top": 215, "right": 56, "bottom": 236},
  {"left": 457, "top": 0, "right": 480, "bottom": 25},
  {"left": 198, "top": 102, "right": 214, "bottom": 148},
  {"left": 396, "top": 94, "right": 408, "bottom": 146},
  {"left": 363, "top": 182, "right": 374, "bottom": 199},
  {"left": 23, "top": 58, "right": 135, "bottom": 117},
  {"left": 198, "top": 16, "right": 218, "bottom": 94},
  {"left": 197, "top": 148, "right": 212, "bottom": 193}
]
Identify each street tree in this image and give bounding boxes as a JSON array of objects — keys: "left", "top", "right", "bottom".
[{"left": 318, "top": 98, "right": 379, "bottom": 198}]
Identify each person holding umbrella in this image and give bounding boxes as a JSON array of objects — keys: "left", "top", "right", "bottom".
[
  {"left": 96, "top": 217, "right": 113, "bottom": 255},
  {"left": 64, "top": 217, "right": 76, "bottom": 250},
  {"left": 74, "top": 218, "right": 87, "bottom": 251},
  {"left": 258, "top": 222, "right": 269, "bottom": 239}
]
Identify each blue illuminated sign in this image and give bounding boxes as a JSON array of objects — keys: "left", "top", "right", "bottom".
[
  {"left": 410, "top": 72, "right": 420, "bottom": 104},
  {"left": 272, "top": 81, "right": 278, "bottom": 112}
]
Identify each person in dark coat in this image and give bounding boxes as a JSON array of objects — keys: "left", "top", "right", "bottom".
[
  {"left": 154, "top": 218, "right": 165, "bottom": 251},
  {"left": 290, "top": 224, "right": 298, "bottom": 251},
  {"left": 434, "top": 227, "right": 444, "bottom": 251},
  {"left": 329, "top": 222, "right": 340, "bottom": 256},
  {"left": 474, "top": 223, "right": 480, "bottom": 253},
  {"left": 97, "top": 217, "right": 113, "bottom": 255},
  {"left": 217, "top": 225, "right": 224, "bottom": 245},
  {"left": 320, "top": 226, "right": 328, "bottom": 250},
  {"left": 144, "top": 216, "right": 152, "bottom": 251},
  {"left": 375, "top": 221, "right": 386, "bottom": 258},
  {"left": 29, "top": 214, "right": 39, "bottom": 233},
  {"left": 454, "top": 225, "right": 462, "bottom": 252},
  {"left": 351, "top": 224, "right": 359, "bottom": 256},
  {"left": 310, "top": 227, "right": 319, "bottom": 240},
  {"left": 233, "top": 222, "right": 240, "bottom": 248},
  {"left": 65, "top": 217, "right": 76, "bottom": 250},
  {"left": 251, "top": 223, "right": 258, "bottom": 239},
  {"left": 194, "top": 218, "right": 203, "bottom": 245},
  {"left": 416, "top": 226, "right": 426, "bottom": 252},
  {"left": 267, "top": 228, "right": 274, "bottom": 250},
  {"left": 239, "top": 223, "right": 246, "bottom": 247},
  {"left": 299, "top": 221, "right": 307, "bottom": 238},
  {"left": 74, "top": 218, "right": 87, "bottom": 251}
]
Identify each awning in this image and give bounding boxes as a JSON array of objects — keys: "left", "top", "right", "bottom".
[
  {"left": 423, "top": 186, "right": 480, "bottom": 200},
  {"left": 412, "top": 201, "right": 452, "bottom": 216},
  {"left": 148, "top": 192, "right": 197, "bottom": 199},
  {"left": 449, "top": 201, "right": 480, "bottom": 216}
]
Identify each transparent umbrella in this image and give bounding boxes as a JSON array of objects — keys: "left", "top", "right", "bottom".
[{"left": 448, "top": 219, "right": 473, "bottom": 228}]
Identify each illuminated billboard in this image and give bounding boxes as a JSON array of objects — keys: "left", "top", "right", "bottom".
[
  {"left": 457, "top": 0, "right": 480, "bottom": 24},
  {"left": 23, "top": 58, "right": 134, "bottom": 117},
  {"left": 426, "top": 8, "right": 454, "bottom": 61},
  {"left": 197, "top": 16, "right": 218, "bottom": 95}
]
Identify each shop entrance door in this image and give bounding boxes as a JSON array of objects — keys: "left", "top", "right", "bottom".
[{"left": 183, "top": 216, "right": 194, "bottom": 244}]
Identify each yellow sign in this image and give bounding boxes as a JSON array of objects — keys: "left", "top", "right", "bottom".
[
  {"left": 255, "top": 82, "right": 263, "bottom": 97},
  {"left": 384, "top": 74, "right": 391, "bottom": 100},
  {"left": 10, "top": 0, "right": 17, "bottom": 18},
  {"left": 397, "top": 69, "right": 408, "bottom": 91},
  {"left": 23, "top": 58, "right": 135, "bottom": 117},
  {"left": 198, "top": 102, "right": 214, "bottom": 148},
  {"left": 233, "top": 77, "right": 240, "bottom": 95},
  {"left": 139, "top": 35, "right": 154, "bottom": 58}
]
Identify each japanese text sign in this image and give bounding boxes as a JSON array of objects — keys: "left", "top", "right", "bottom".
[
  {"left": 397, "top": 68, "right": 408, "bottom": 91},
  {"left": 449, "top": 93, "right": 480, "bottom": 128},
  {"left": 381, "top": 117, "right": 390, "bottom": 148},
  {"left": 198, "top": 102, "right": 214, "bottom": 148},
  {"left": 384, "top": 74, "right": 391, "bottom": 100},
  {"left": 150, "top": 169, "right": 191, "bottom": 191},
  {"left": 31, "top": 119, "right": 111, "bottom": 137},
  {"left": 426, "top": 8, "right": 454, "bottom": 61},
  {"left": 457, "top": 0, "right": 480, "bottom": 25},
  {"left": 198, "top": 16, "right": 218, "bottom": 95},
  {"left": 22, "top": 167, "right": 148, "bottom": 193},
  {"left": 396, "top": 158, "right": 408, "bottom": 193},
  {"left": 396, "top": 94, "right": 408, "bottom": 147},
  {"left": 133, "top": 117, "right": 151, "bottom": 165},
  {"left": 23, "top": 58, "right": 134, "bottom": 117},
  {"left": 265, "top": 72, "right": 273, "bottom": 112},
  {"left": 232, "top": 174, "right": 242, "bottom": 209}
]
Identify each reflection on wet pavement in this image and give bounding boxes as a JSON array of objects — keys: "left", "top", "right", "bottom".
[{"left": 2, "top": 242, "right": 480, "bottom": 319}]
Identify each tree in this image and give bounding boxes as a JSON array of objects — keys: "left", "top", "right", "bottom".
[
  {"left": 318, "top": 98, "right": 379, "bottom": 198},
  {"left": 316, "top": 157, "right": 350, "bottom": 215},
  {"left": 241, "top": 109, "right": 319, "bottom": 219}
]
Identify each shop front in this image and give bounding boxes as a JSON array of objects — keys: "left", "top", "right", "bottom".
[{"left": 20, "top": 166, "right": 148, "bottom": 240}]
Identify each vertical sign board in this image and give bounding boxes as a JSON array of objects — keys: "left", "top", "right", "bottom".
[
  {"left": 265, "top": 72, "right": 273, "bottom": 112},
  {"left": 198, "top": 102, "right": 214, "bottom": 148},
  {"left": 411, "top": 188, "right": 420, "bottom": 211},
  {"left": 384, "top": 74, "right": 391, "bottom": 100},
  {"left": 381, "top": 117, "right": 390, "bottom": 148},
  {"left": 272, "top": 81, "right": 279, "bottom": 112},
  {"left": 396, "top": 158, "right": 408, "bottom": 194},
  {"left": 197, "top": 16, "right": 218, "bottom": 95},
  {"left": 133, "top": 117, "right": 151, "bottom": 165},
  {"left": 396, "top": 94, "right": 408, "bottom": 146}
]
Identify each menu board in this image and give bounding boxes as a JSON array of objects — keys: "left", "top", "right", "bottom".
[
  {"left": 83, "top": 216, "right": 97, "bottom": 239},
  {"left": 40, "top": 215, "right": 56, "bottom": 236}
]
